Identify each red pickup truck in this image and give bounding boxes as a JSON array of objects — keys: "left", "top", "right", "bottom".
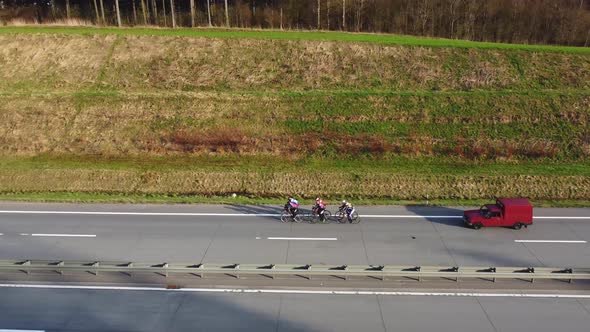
[{"left": 463, "top": 198, "right": 533, "bottom": 230}]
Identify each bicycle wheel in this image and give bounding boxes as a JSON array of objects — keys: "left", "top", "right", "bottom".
[
  {"left": 280, "top": 211, "right": 291, "bottom": 223},
  {"left": 323, "top": 210, "right": 332, "bottom": 223},
  {"left": 350, "top": 211, "right": 361, "bottom": 224},
  {"left": 293, "top": 214, "right": 303, "bottom": 223},
  {"left": 336, "top": 211, "right": 347, "bottom": 224}
]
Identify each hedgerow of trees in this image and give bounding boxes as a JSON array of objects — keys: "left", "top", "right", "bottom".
[{"left": 1, "top": 0, "right": 589, "bottom": 46}]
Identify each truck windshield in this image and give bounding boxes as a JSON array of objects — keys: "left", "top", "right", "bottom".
[{"left": 480, "top": 206, "right": 491, "bottom": 218}]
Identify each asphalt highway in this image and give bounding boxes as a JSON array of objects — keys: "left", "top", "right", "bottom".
[
  {"left": 0, "top": 203, "right": 589, "bottom": 267},
  {"left": 1, "top": 202, "right": 590, "bottom": 332},
  {"left": 1, "top": 286, "right": 590, "bottom": 332}
]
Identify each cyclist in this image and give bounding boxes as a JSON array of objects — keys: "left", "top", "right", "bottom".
[
  {"left": 339, "top": 200, "right": 356, "bottom": 222},
  {"left": 284, "top": 196, "right": 300, "bottom": 219},
  {"left": 313, "top": 197, "right": 327, "bottom": 222}
]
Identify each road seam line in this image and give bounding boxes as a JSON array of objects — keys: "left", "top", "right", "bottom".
[
  {"left": 375, "top": 294, "right": 387, "bottom": 332},
  {"left": 475, "top": 296, "right": 499, "bottom": 332}
]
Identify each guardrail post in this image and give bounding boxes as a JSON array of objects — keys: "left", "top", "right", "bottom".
[
  {"left": 556, "top": 268, "right": 573, "bottom": 283},
  {"left": 234, "top": 264, "right": 240, "bottom": 279},
  {"left": 57, "top": 261, "right": 64, "bottom": 275},
  {"left": 124, "top": 262, "right": 133, "bottom": 277},
  {"left": 194, "top": 263, "right": 203, "bottom": 278},
  {"left": 18, "top": 260, "right": 31, "bottom": 275},
  {"left": 368, "top": 265, "right": 385, "bottom": 281},
  {"left": 452, "top": 267, "right": 459, "bottom": 282},
  {"left": 91, "top": 262, "right": 99, "bottom": 276}
]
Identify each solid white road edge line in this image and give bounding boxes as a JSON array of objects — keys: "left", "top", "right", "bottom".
[
  {"left": 515, "top": 240, "right": 587, "bottom": 244},
  {"left": 31, "top": 234, "right": 96, "bottom": 238},
  {"left": 0, "top": 330, "right": 45, "bottom": 332},
  {"left": 0, "top": 210, "right": 588, "bottom": 219},
  {"left": 1, "top": 284, "right": 590, "bottom": 298},
  {"left": 267, "top": 237, "right": 337, "bottom": 241}
]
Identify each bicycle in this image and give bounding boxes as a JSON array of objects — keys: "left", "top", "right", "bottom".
[
  {"left": 307, "top": 206, "right": 332, "bottom": 224},
  {"left": 281, "top": 208, "right": 303, "bottom": 223},
  {"left": 335, "top": 207, "right": 361, "bottom": 224}
]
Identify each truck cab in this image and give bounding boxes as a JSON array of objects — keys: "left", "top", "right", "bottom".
[{"left": 463, "top": 198, "right": 533, "bottom": 230}]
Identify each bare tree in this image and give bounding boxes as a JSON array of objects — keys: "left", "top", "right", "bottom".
[
  {"left": 169, "top": 0, "right": 176, "bottom": 28},
  {"left": 132, "top": 0, "right": 138, "bottom": 25},
  {"left": 327, "top": 0, "right": 330, "bottom": 29},
  {"left": 141, "top": 0, "right": 148, "bottom": 25},
  {"left": 151, "top": 0, "right": 158, "bottom": 24},
  {"left": 115, "top": 0, "right": 122, "bottom": 27},
  {"left": 207, "top": 0, "right": 212, "bottom": 26},
  {"left": 99, "top": 0, "right": 106, "bottom": 25},
  {"left": 162, "top": 0, "right": 167, "bottom": 27},
  {"left": 225, "top": 0, "right": 230, "bottom": 27},
  {"left": 190, "top": 0, "right": 196, "bottom": 27},
  {"left": 92, "top": 0, "right": 100, "bottom": 24},
  {"left": 280, "top": 7, "right": 283, "bottom": 30},
  {"left": 317, "top": 0, "right": 321, "bottom": 29},
  {"left": 65, "top": 0, "right": 70, "bottom": 19},
  {"left": 449, "top": 0, "right": 461, "bottom": 38},
  {"left": 342, "top": 0, "right": 346, "bottom": 29},
  {"left": 356, "top": 0, "right": 364, "bottom": 31}
]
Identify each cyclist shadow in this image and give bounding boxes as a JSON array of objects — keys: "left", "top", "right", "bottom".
[{"left": 404, "top": 205, "right": 466, "bottom": 229}]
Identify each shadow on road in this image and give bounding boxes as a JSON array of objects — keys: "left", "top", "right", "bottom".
[
  {"left": 0, "top": 285, "right": 313, "bottom": 332},
  {"left": 224, "top": 204, "right": 283, "bottom": 222},
  {"left": 224, "top": 204, "right": 318, "bottom": 223},
  {"left": 405, "top": 205, "right": 466, "bottom": 229}
]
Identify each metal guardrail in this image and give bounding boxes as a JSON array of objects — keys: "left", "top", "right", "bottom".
[{"left": 1, "top": 260, "right": 589, "bottom": 283}]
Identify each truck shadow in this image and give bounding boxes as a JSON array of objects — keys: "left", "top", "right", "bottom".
[{"left": 405, "top": 205, "right": 467, "bottom": 229}]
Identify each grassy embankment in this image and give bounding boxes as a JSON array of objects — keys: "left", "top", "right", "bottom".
[{"left": 0, "top": 27, "right": 589, "bottom": 205}]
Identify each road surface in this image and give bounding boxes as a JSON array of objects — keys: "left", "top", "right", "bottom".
[
  {"left": 0, "top": 203, "right": 589, "bottom": 267},
  {"left": 1, "top": 202, "right": 589, "bottom": 332},
  {"left": 1, "top": 286, "right": 590, "bottom": 332}
]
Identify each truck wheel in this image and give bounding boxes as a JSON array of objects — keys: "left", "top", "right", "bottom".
[
  {"left": 472, "top": 223, "right": 482, "bottom": 230},
  {"left": 513, "top": 223, "right": 523, "bottom": 230}
]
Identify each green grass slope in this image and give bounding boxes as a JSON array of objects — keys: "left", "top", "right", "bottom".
[{"left": 0, "top": 27, "right": 589, "bottom": 204}]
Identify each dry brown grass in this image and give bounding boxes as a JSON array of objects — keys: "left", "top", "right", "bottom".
[
  {"left": 0, "top": 94, "right": 587, "bottom": 159},
  {"left": 1, "top": 168, "right": 588, "bottom": 200},
  {"left": 0, "top": 34, "right": 115, "bottom": 91},
  {"left": 5, "top": 18, "right": 93, "bottom": 27},
  {"left": 1, "top": 33, "right": 589, "bottom": 92}
]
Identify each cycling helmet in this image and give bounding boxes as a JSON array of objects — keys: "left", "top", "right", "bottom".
[
  {"left": 316, "top": 197, "right": 320, "bottom": 202},
  {"left": 342, "top": 200, "right": 347, "bottom": 204}
]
